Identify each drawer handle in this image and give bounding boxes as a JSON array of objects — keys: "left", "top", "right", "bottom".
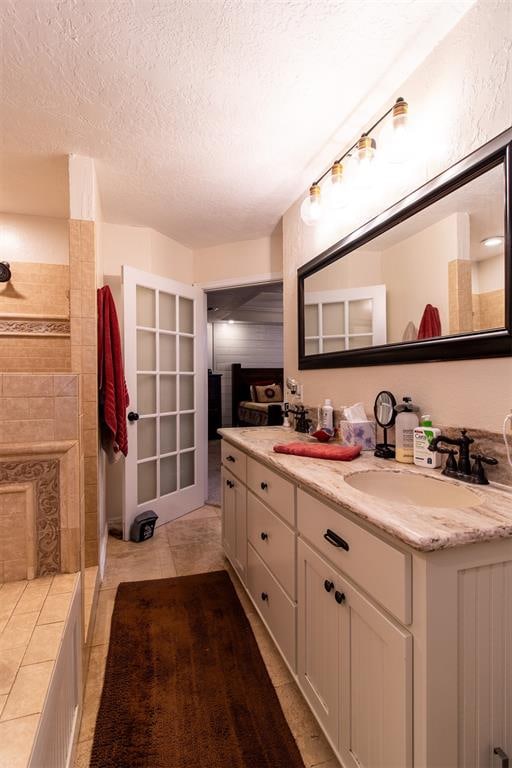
[
  {"left": 260, "top": 532, "right": 268, "bottom": 541},
  {"left": 226, "top": 480, "right": 234, "bottom": 488},
  {"left": 261, "top": 592, "right": 269, "bottom": 602},
  {"left": 324, "top": 529, "right": 350, "bottom": 551},
  {"left": 324, "top": 580, "right": 334, "bottom": 593},
  {"left": 260, "top": 481, "right": 268, "bottom": 491},
  {"left": 226, "top": 455, "right": 235, "bottom": 462},
  {"left": 494, "top": 748, "right": 509, "bottom": 767},
  {"left": 335, "top": 590, "right": 346, "bottom": 605}
]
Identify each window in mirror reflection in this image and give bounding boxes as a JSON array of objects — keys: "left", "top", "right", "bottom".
[{"left": 303, "top": 163, "right": 505, "bottom": 355}]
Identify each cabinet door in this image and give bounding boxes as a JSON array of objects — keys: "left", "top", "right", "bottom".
[
  {"left": 339, "top": 577, "right": 413, "bottom": 768},
  {"left": 297, "top": 538, "right": 341, "bottom": 745},
  {"left": 221, "top": 467, "right": 247, "bottom": 582}
]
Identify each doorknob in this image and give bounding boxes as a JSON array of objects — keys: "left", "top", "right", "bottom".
[{"left": 128, "top": 411, "right": 139, "bottom": 422}]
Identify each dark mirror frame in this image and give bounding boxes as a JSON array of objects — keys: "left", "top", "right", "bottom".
[{"left": 298, "top": 127, "right": 512, "bottom": 369}]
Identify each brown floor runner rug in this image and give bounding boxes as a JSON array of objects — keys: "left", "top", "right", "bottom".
[{"left": 90, "top": 570, "right": 305, "bottom": 768}]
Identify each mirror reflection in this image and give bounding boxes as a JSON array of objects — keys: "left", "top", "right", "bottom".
[{"left": 303, "top": 163, "right": 505, "bottom": 354}]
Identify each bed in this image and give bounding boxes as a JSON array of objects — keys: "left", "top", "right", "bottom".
[{"left": 231, "top": 363, "right": 284, "bottom": 427}]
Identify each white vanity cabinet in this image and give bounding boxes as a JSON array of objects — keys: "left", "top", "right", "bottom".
[
  {"left": 298, "top": 538, "right": 412, "bottom": 768},
  {"left": 221, "top": 466, "right": 247, "bottom": 582},
  {"left": 220, "top": 436, "right": 512, "bottom": 768}
]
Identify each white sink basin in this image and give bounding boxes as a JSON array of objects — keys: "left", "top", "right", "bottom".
[{"left": 345, "top": 470, "right": 482, "bottom": 508}]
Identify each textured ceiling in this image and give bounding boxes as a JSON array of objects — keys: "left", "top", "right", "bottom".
[{"left": 2, "top": 0, "right": 474, "bottom": 246}]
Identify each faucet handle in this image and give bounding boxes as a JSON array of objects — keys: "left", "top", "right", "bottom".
[
  {"left": 437, "top": 447, "right": 458, "bottom": 471},
  {"left": 470, "top": 453, "right": 498, "bottom": 484}
]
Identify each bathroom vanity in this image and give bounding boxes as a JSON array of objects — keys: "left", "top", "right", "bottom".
[{"left": 219, "top": 426, "right": 512, "bottom": 768}]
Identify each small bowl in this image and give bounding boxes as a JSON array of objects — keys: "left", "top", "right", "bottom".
[{"left": 311, "top": 428, "right": 334, "bottom": 443}]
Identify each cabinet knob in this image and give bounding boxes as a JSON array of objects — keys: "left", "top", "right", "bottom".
[
  {"left": 260, "top": 532, "right": 268, "bottom": 541},
  {"left": 226, "top": 480, "right": 234, "bottom": 488},
  {"left": 335, "top": 590, "right": 346, "bottom": 605},
  {"left": 226, "top": 455, "right": 235, "bottom": 462},
  {"left": 494, "top": 747, "right": 509, "bottom": 767},
  {"left": 260, "top": 481, "right": 268, "bottom": 491},
  {"left": 127, "top": 411, "right": 139, "bottom": 422},
  {"left": 261, "top": 592, "right": 269, "bottom": 602},
  {"left": 324, "top": 580, "right": 334, "bottom": 593}
]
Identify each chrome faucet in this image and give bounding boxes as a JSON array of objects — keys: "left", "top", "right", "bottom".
[{"left": 428, "top": 429, "right": 497, "bottom": 485}]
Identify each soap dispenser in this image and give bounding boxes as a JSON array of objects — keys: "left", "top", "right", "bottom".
[{"left": 395, "top": 396, "right": 419, "bottom": 464}]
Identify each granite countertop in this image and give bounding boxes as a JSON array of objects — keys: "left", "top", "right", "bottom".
[{"left": 218, "top": 426, "right": 512, "bottom": 552}]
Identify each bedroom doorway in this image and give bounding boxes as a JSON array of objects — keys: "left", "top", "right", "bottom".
[{"left": 204, "top": 280, "right": 283, "bottom": 505}]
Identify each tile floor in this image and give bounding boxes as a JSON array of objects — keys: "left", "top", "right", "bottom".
[{"left": 75, "top": 504, "right": 338, "bottom": 768}]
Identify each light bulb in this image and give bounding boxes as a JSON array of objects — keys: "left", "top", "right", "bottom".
[
  {"left": 388, "top": 97, "right": 411, "bottom": 164},
  {"left": 325, "top": 162, "right": 348, "bottom": 209},
  {"left": 355, "top": 135, "right": 376, "bottom": 190},
  {"left": 300, "top": 184, "right": 322, "bottom": 226}
]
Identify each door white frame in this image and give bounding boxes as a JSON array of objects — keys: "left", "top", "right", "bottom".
[{"left": 123, "top": 265, "right": 207, "bottom": 539}]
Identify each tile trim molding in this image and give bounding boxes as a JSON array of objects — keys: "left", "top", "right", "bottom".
[
  {"left": 0, "top": 459, "right": 61, "bottom": 575},
  {"left": 0, "top": 317, "right": 70, "bottom": 337}
]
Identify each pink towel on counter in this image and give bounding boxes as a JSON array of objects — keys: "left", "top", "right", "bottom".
[
  {"left": 417, "top": 304, "right": 442, "bottom": 339},
  {"left": 273, "top": 442, "right": 361, "bottom": 461}
]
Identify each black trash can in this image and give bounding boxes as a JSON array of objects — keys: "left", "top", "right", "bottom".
[{"left": 130, "top": 510, "right": 158, "bottom": 542}]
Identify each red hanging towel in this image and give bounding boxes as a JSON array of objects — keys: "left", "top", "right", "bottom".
[
  {"left": 97, "top": 286, "right": 130, "bottom": 458},
  {"left": 417, "top": 304, "right": 442, "bottom": 339},
  {"left": 273, "top": 442, "right": 361, "bottom": 461}
]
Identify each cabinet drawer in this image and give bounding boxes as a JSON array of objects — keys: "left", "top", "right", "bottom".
[
  {"left": 297, "top": 488, "right": 411, "bottom": 625},
  {"left": 247, "top": 544, "right": 296, "bottom": 671},
  {"left": 221, "top": 441, "right": 247, "bottom": 483},
  {"left": 247, "top": 458, "right": 295, "bottom": 526},
  {"left": 247, "top": 491, "right": 296, "bottom": 599}
]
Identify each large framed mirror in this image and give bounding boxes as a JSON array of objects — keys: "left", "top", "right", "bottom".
[{"left": 298, "top": 128, "right": 512, "bottom": 368}]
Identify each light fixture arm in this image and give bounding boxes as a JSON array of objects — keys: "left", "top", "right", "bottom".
[{"left": 312, "top": 97, "right": 406, "bottom": 186}]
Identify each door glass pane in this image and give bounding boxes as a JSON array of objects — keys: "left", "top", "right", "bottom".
[
  {"left": 349, "top": 335, "right": 373, "bottom": 349},
  {"left": 180, "top": 413, "right": 194, "bottom": 450},
  {"left": 323, "top": 302, "right": 345, "bottom": 335},
  {"left": 304, "top": 305, "right": 318, "bottom": 336},
  {"left": 305, "top": 339, "right": 319, "bottom": 355},
  {"left": 179, "top": 297, "right": 194, "bottom": 333},
  {"left": 138, "top": 460, "right": 156, "bottom": 503},
  {"left": 159, "top": 292, "right": 176, "bottom": 332},
  {"left": 137, "top": 417, "right": 156, "bottom": 460},
  {"left": 179, "top": 336, "right": 194, "bottom": 372},
  {"left": 349, "top": 299, "right": 373, "bottom": 334},
  {"left": 179, "top": 375, "right": 194, "bottom": 410},
  {"left": 137, "top": 330, "right": 156, "bottom": 371},
  {"left": 159, "top": 333, "right": 176, "bottom": 372},
  {"left": 160, "top": 415, "right": 177, "bottom": 454},
  {"left": 160, "top": 455, "right": 177, "bottom": 496},
  {"left": 180, "top": 450, "right": 195, "bottom": 489},
  {"left": 136, "top": 286, "right": 155, "bottom": 328},
  {"left": 323, "top": 337, "right": 345, "bottom": 353},
  {"left": 160, "top": 375, "right": 176, "bottom": 413},
  {"left": 137, "top": 374, "right": 156, "bottom": 415}
]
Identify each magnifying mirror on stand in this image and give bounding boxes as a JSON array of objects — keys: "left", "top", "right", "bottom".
[{"left": 374, "top": 391, "right": 397, "bottom": 459}]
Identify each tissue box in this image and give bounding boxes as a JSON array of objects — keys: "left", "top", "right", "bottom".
[{"left": 338, "top": 420, "right": 376, "bottom": 451}]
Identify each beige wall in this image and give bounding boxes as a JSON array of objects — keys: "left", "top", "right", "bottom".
[
  {"left": 194, "top": 225, "right": 282, "bottom": 285},
  {"left": 99, "top": 222, "right": 194, "bottom": 285},
  {"left": 283, "top": 0, "right": 512, "bottom": 433},
  {"left": 0, "top": 213, "right": 69, "bottom": 264}
]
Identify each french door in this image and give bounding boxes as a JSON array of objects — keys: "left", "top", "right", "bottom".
[{"left": 123, "top": 266, "right": 207, "bottom": 539}]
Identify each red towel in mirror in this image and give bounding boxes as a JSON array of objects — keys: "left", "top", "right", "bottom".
[
  {"left": 417, "top": 304, "right": 441, "bottom": 339},
  {"left": 273, "top": 443, "right": 361, "bottom": 461}
]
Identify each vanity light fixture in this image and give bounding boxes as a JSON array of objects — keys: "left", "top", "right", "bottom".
[
  {"left": 482, "top": 236, "right": 504, "bottom": 247},
  {"left": 300, "top": 183, "right": 323, "bottom": 226},
  {"left": 300, "top": 97, "right": 410, "bottom": 225}
]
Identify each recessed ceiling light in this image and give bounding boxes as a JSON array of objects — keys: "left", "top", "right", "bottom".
[
  {"left": 228, "top": 319, "right": 235, "bottom": 324},
  {"left": 481, "top": 236, "right": 504, "bottom": 247}
]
